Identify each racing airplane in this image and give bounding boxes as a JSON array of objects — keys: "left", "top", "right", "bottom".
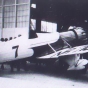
[
  {"left": 0, "top": 31, "right": 59, "bottom": 71},
  {"left": 0, "top": 26, "right": 88, "bottom": 73}
]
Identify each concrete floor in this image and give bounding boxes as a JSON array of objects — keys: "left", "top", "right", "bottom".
[{"left": 0, "top": 64, "right": 88, "bottom": 88}]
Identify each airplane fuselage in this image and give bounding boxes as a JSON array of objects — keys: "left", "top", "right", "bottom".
[{"left": 0, "top": 32, "right": 59, "bottom": 63}]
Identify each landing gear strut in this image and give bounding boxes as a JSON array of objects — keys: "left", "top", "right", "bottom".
[{"left": 1, "top": 64, "right": 4, "bottom": 70}]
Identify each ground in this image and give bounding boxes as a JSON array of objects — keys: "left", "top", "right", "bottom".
[{"left": 0, "top": 64, "right": 88, "bottom": 88}]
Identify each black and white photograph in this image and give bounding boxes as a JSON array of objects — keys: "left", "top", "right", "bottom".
[{"left": 0, "top": 0, "right": 88, "bottom": 88}]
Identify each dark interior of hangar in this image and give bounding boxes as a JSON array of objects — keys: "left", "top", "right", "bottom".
[
  {"left": 0, "top": 0, "right": 88, "bottom": 38},
  {"left": 31, "top": 0, "right": 88, "bottom": 32}
]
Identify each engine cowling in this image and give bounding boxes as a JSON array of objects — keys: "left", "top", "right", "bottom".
[{"left": 60, "top": 27, "right": 88, "bottom": 46}]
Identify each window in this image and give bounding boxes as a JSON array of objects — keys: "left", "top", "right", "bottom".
[
  {"left": 17, "top": 4, "right": 29, "bottom": 27},
  {"left": 4, "top": 6, "right": 15, "bottom": 28},
  {"left": 41, "top": 21, "right": 57, "bottom": 32},
  {"left": 4, "top": 0, "right": 15, "bottom": 5},
  {"left": 0, "top": 7, "right": 2, "bottom": 28},
  {"left": 0, "top": 0, "right": 30, "bottom": 28},
  {"left": 17, "top": 0, "right": 29, "bottom": 4},
  {"left": 31, "top": 19, "right": 36, "bottom": 30},
  {"left": 31, "top": 4, "right": 36, "bottom": 8},
  {"left": 0, "top": 0, "right": 2, "bottom": 6}
]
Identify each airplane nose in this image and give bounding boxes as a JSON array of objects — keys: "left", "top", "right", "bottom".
[
  {"left": 74, "top": 27, "right": 88, "bottom": 44},
  {"left": 60, "top": 26, "right": 88, "bottom": 46}
]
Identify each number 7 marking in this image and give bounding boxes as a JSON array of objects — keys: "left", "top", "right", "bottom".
[{"left": 12, "top": 45, "right": 19, "bottom": 58}]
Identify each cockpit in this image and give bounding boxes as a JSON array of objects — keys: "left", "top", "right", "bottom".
[{"left": 29, "top": 30, "right": 38, "bottom": 39}]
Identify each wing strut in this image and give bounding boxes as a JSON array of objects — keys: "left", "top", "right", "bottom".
[
  {"left": 47, "top": 38, "right": 72, "bottom": 58},
  {"left": 48, "top": 43, "right": 57, "bottom": 53},
  {"left": 47, "top": 43, "right": 60, "bottom": 58},
  {"left": 61, "top": 37, "right": 72, "bottom": 48}
]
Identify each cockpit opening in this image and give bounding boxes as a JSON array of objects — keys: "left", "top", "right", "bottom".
[{"left": 29, "top": 30, "right": 38, "bottom": 39}]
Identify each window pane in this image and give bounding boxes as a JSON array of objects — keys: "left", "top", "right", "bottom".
[
  {"left": 0, "top": 19, "right": 1, "bottom": 23},
  {"left": 0, "top": 0, "right": 2, "bottom": 6},
  {"left": 0, "top": 13, "right": 2, "bottom": 17},
  {"left": 4, "top": 6, "right": 15, "bottom": 13},
  {"left": 25, "top": 21, "right": 28, "bottom": 27},
  {"left": 52, "top": 23, "right": 57, "bottom": 32},
  {"left": 4, "top": 21, "right": 15, "bottom": 28},
  {"left": 17, "top": 0, "right": 29, "bottom": 4},
  {"left": 4, "top": 0, "right": 15, "bottom": 5},
  {"left": 41, "top": 21, "right": 47, "bottom": 32},
  {"left": 4, "top": 6, "right": 15, "bottom": 28},
  {"left": 0, "top": 7, "right": 2, "bottom": 13},
  {"left": 41, "top": 21, "right": 57, "bottom": 32},
  {"left": 31, "top": 19, "right": 36, "bottom": 30},
  {"left": 0, "top": 7, "right": 2, "bottom": 17},
  {"left": 31, "top": 4, "right": 36, "bottom": 8},
  {"left": 17, "top": 4, "right": 29, "bottom": 11},
  {"left": 0, "top": 17, "right": 2, "bottom": 22},
  {"left": 17, "top": 4, "right": 29, "bottom": 27},
  {"left": 0, "top": 23, "right": 2, "bottom": 28},
  {"left": 46, "top": 22, "right": 53, "bottom": 32},
  {"left": 0, "top": 7, "right": 2, "bottom": 28}
]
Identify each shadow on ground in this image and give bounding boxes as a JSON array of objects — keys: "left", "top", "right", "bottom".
[{"left": 0, "top": 63, "right": 88, "bottom": 83}]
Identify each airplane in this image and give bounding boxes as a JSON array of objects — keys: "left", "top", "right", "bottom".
[
  {"left": 0, "top": 26, "right": 88, "bottom": 73},
  {"left": 0, "top": 31, "right": 59, "bottom": 71}
]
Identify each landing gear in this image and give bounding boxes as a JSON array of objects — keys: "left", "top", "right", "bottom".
[
  {"left": 23, "top": 61, "right": 29, "bottom": 71},
  {"left": 17, "top": 62, "right": 20, "bottom": 71},
  {"left": 10, "top": 62, "right": 14, "bottom": 72},
  {"left": 1, "top": 64, "right": 4, "bottom": 70},
  {"left": 10, "top": 61, "right": 21, "bottom": 72}
]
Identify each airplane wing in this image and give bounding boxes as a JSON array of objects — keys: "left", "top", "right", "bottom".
[
  {"left": 37, "top": 44, "right": 88, "bottom": 59},
  {"left": 59, "top": 44, "right": 88, "bottom": 56}
]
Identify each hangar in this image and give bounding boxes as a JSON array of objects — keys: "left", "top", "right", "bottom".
[
  {"left": 0, "top": 0, "right": 88, "bottom": 39},
  {"left": 1, "top": 1, "right": 88, "bottom": 87}
]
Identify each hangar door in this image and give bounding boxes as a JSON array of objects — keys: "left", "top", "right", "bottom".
[{"left": 0, "top": 0, "right": 31, "bottom": 39}]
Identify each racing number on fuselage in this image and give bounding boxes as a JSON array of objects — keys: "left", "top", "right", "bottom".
[{"left": 12, "top": 45, "right": 19, "bottom": 58}]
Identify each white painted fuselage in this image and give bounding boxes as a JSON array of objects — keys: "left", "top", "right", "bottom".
[{"left": 0, "top": 32, "right": 59, "bottom": 63}]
